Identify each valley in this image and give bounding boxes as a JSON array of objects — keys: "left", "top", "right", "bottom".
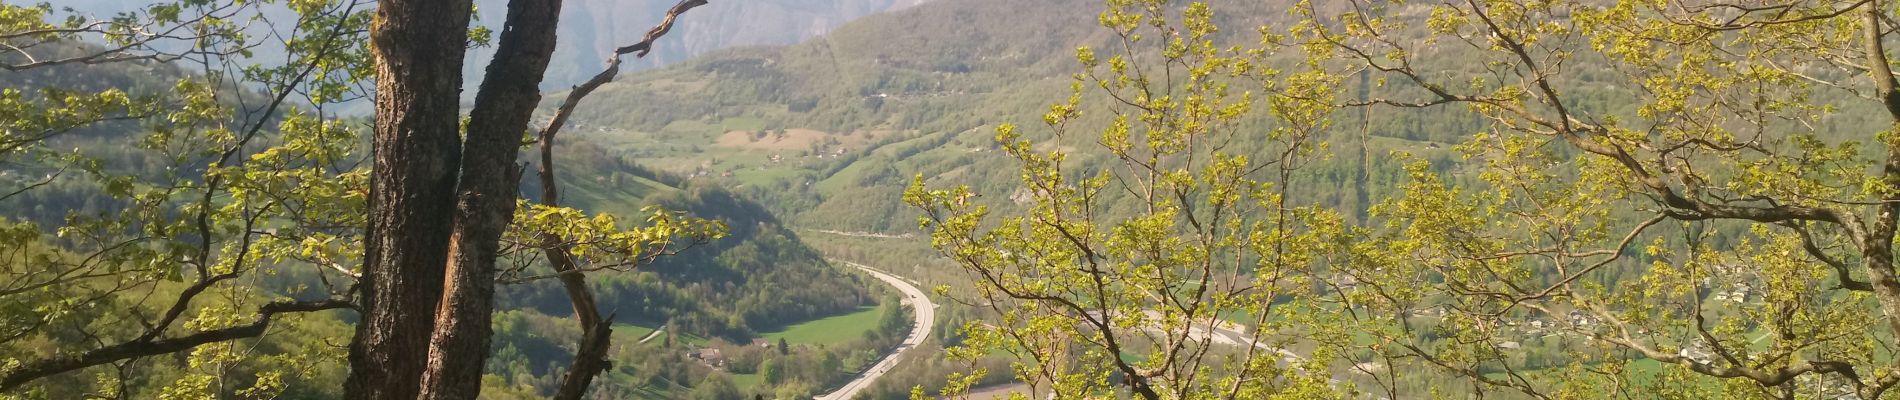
[{"left": 6, "top": 0, "right": 1898, "bottom": 399}]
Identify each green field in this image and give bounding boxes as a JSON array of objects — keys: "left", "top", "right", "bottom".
[
  {"left": 728, "top": 372, "right": 762, "bottom": 390},
  {"left": 758, "top": 303, "right": 886, "bottom": 346}
]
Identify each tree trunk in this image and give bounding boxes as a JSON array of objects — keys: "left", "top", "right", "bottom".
[
  {"left": 344, "top": 0, "right": 473, "bottom": 398},
  {"left": 1858, "top": 0, "right": 1900, "bottom": 344},
  {"left": 419, "top": 0, "right": 565, "bottom": 397}
]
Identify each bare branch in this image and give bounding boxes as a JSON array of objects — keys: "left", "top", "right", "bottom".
[{"left": 524, "top": 1, "right": 709, "bottom": 398}]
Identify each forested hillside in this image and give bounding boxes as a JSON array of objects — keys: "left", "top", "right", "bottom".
[
  {"left": 0, "top": 39, "right": 875, "bottom": 398},
  {"left": 561, "top": 0, "right": 1892, "bottom": 232},
  {"left": 508, "top": 144, "right": 875, "bottom": 340},
  {"left": 551, "top": 0, "right": 1460, "bottom": 232},
  {"left": 475, "top": 155, "right": 895, "bottom": 398}
]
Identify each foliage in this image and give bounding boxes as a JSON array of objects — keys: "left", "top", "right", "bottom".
[
  {"left": 38, "top": 0, "right": 1900, "bottom": 398},
  {"left": 895, "top": 0, "right": 1900, "bottom": 398},
  {"left": 906, "top": 1, "right": 1349, "bottom": 398},
  {"left": 0, "top": 1, "right": 738, "bottom": 397},
  {"left": 1292, "top": 0, "right": 1900, "bottom": 398},
  {"left": 688, "top": 372, "right": 742, "bottom": 400},
  {"left": 0, "top": 1, "right": 376, "bottom": 396}
]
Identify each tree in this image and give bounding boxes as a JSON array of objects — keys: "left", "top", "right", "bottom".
[
  {"left": 0, "top": 1, "right": 370, "bottom": 395},
  {"left": 1281, "top": 0, "right": 1900, "bottom": 397},
  {"left": 417, "top": 0, "right": 568, "bottom": 396},
  {"left": 343, "top": 0, "right": 476, "bottom": 397},
  {"left": 877, "top": 298, "right": 906, "bottom": 336},
  {"left": 0, "top": 0, "right": 716, "bottom": 397},
  {"left": 761, "top": 357, "right": 785, "bottom": 385},
  {"left": 773, "top": 380, "right": 816, "bottom": 400},
  {"left": 818, "top": 350, "right": 844, "bottom": 384},
  {"left": 910, "top": 0, "right": 1900, "bottom": 397},
  {"left": 329, "top": 0, "right": 719, "bottom": 397},
  {"left": 906, "top": 1, "right": 1344, "bottom": 398},
  {"left": 689, "top": 372, "right": 743, "bottom": 400}
]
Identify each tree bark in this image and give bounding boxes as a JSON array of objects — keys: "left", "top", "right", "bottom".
[
  {"left": 344, "top": 0, "right": 472, "bottom": 397},
  {"left": 419, "top": 0, "right": 565, "bottom": 397},
  {"left": 1857, "top": 0, "right": 1900, "bottom": 362}
]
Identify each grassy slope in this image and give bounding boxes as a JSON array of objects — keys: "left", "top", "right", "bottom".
[{"left": 758, "top": 304, "right": 883, "bottom": 346}]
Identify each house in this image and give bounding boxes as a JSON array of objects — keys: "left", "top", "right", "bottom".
[
  {"left": 687, "top": 348, "right": 725, "bottom": 368},
  {"left": 1566, "top": 310, "right": 1596, "bottom": 327}
]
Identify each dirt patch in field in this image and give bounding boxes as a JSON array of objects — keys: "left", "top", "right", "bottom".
[
  {"left": 715, "top": 128, "right": 830, "bottom": 151},
  {"left": 713, "top": 128, "right": 889, "bottom": 152}
]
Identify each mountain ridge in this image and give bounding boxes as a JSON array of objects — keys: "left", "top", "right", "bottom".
[{"left": 48, "top": 0, "right": 935, "bottom": 89}]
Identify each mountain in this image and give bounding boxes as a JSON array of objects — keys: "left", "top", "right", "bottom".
[
  {"left": 48, "top": 0, "right": 934, "bottom": 89},
  {"left": 473, "top": 0, "right": 935, "bottom": 88}
]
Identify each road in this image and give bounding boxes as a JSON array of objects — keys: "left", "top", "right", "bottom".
[
  {"left": 811, "top": 262, "right": 1315, "bottom": 399},
  {"left": 636, "top": 323, "right": 666, "bottom": 344},
  {"left": 816, "top": 260, "right": 937, "bottom": 400}
]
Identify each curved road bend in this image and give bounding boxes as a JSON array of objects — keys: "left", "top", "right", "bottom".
[
  {"left": 816, "top": 260, "right": 937, "bottom": 400},
  {"left": 636, "top": 323, "right": 666, "bottom": 344}
]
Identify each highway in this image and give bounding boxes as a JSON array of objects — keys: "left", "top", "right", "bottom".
[{"left": 815, "top": 260, "right": 937, "bottom": 400}]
